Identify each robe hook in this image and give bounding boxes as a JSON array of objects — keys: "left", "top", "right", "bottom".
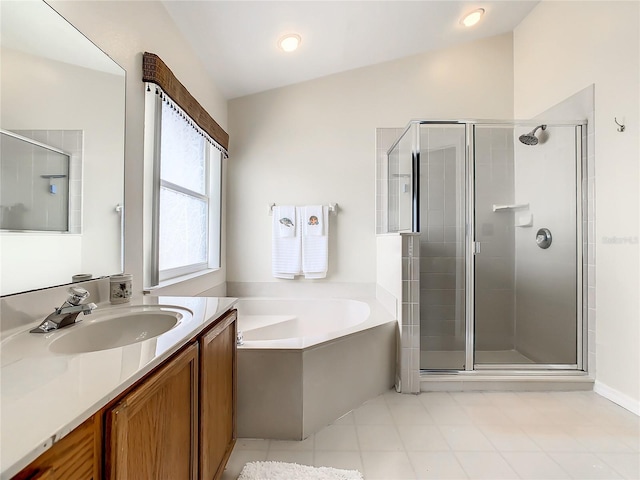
[{"left": 614, "top": 117, "right": 625, "bottom": 132}]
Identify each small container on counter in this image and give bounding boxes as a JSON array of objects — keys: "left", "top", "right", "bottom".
[
  {"left": 110, "top": 273, "right": 133, "bottom": 304},
  {"left": 72, "top": 273, "right": 93, "bottom": 282}
]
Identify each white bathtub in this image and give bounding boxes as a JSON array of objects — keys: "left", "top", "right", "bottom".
[
  {"left": 235, "top": 297, "right": 396, "bottom": 440},
  {"left": 236, "top": 298, "right": 372, "bottom": 346}
]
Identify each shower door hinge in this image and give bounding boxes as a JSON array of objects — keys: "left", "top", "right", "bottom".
[{"left": 473, "top": 242, "right": 481, "bottom": 255}]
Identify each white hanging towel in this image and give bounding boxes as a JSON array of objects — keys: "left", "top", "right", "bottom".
[
  {"left": 302, "top": 205, "right": 329, "bottom": 279},
  {"left": 272, "top": 206, "right": 301, "bottom": 279}
]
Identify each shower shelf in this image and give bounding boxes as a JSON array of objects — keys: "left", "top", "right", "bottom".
[
  {"left": 492, "top": 203, "right": 529, "bottom": 212},
  {"left": 515, "top": 213, "right": 533, "bottom": 228}
]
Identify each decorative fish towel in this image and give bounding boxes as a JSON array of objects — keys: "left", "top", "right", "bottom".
[
  {"left": 276, "top": 205, "right": 296, "bottom": 238},
  {"left": 272, "top": 206, "right": 301, "bottom": 279},
  {"left": 303, "top": 205, "right": 324, "bottom": 236},
  {"left": 302, "top": 205, "right": 329, "bottom": 279}
]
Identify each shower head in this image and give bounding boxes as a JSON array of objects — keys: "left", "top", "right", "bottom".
[{"left": 518, "top": 125, "right": 547, "bottom": 145}]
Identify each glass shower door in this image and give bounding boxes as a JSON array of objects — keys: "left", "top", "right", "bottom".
[
  {"left": 387, "top": 129, "right": 414, "bottom": 232},
  {"left": 418, "top": 123, "right": 468, "bottom": 370},
  {"left": 473, "top": 124, "right": 581, "bottom": 367}
]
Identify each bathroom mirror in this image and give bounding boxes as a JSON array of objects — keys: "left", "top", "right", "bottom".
[{"left": 0, "top": 0, "right": 125, "bottom": 296}]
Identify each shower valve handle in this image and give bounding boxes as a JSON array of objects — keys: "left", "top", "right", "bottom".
[{"left": 536, "top": 228, "right": 552, "bottom": 249}]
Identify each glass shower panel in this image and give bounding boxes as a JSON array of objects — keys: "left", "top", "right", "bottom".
[
  {"left": 0, "top": 132, "right": 70, "bottom": 232},
  {"left": 418, "top": 124, "right": 467, "bottom": 370},
  {"left": 473, "top": 124, "right": 578, "bottom": 366},
  {"left": 387, "top": 128, "right": 414, "bottom": 232}
]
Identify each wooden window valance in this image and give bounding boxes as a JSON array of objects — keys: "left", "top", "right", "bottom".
[{"left": 142, "top": 52, "right": 229, "bottom": 151}]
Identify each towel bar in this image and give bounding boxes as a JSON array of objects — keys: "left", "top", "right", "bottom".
[
  {"left": 269, "top": 203, "right": 338, "bottom": 215},
  {"left": 492, "top": 203, "right": 529, "bottom": 212}
]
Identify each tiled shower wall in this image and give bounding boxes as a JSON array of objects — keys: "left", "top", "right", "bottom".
[
  {"left": 375, "top": 128, "right": 420, "bottom": 393},
  {"left": 527, "top": 85, "right": 595, "bottom": 373},
  {"left": 513, "top": 125, "right": 580, "bottom": 364},
  {"left": 586, "top": 112, "right": 595, "bottom": 376},
  {"left": 400, "top": 233, "right": 420, "bottom": 393}
]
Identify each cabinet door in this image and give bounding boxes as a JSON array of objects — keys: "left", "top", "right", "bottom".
[
  {"left": 105, "top": 344, "right": 199, "bottom": 480},
  {"left": 12, "top": 414, "right": 100, "bottom": 480},
  {"left": 199, "top": 310, "right": 237, "bottom": 480}
]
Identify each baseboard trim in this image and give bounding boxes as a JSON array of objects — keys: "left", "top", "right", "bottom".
[{"left": 594, "top": 380, "right": 640, "bottom": 416}]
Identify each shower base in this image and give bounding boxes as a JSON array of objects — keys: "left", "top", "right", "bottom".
[
  {"left": 419, "top": 349, "right": 593, "bottom": 392},
  {"left": 419, "top": 372, "right": 594, "bottom": 392},
  {"left": 421, "top": 349, "right": 534, "bottom": 370}
]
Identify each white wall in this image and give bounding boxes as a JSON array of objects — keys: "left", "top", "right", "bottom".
[
  {"left": 227, "top": 33, "right": 514, "bottom": 285},
  {"left": 514, "top": 1, "right": 640, "bottom": 412},
  {"left": 49, "top": 0, "right": 229, "bottom": 297}
]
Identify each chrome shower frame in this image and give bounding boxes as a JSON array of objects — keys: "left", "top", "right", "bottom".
[{"left": 387, "top": 119, "right": 589, "bottom": 376}]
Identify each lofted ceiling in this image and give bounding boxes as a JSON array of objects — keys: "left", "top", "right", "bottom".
[{"left": 162, "top": 1, "right": 539, "bottom": 100}]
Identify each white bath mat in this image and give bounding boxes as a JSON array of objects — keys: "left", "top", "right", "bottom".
[{"left": 238, "top": 461, "right": 364, "bottom": 480}]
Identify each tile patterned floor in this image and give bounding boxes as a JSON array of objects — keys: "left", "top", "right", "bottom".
[{"left": 221, "top": 390, "right": 640, "bottom": 479}]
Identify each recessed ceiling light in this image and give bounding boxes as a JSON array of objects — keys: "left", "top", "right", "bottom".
[
  {"left": 461, "top": 8, "right": 485, "bottom": 27},
  {"left": 278, "top": 34, "right": 301, "bottom": 53}
]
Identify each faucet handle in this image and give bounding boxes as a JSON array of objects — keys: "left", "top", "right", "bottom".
[
  {"left": 82, "top": 303, "right": 98, "bottom": 315},
  {"left": 67, "top": 286, "right": 90, "bottom": 305}
]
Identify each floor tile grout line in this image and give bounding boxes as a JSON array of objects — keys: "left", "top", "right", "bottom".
[
  {"left": 350, "top": 408, "right": 367, "bottom": 478},
  {"left": 383, "top": 392, "right": 420, "bottom": 479},
  {"left": 491, "top": 440, "right": 571, "bottom": 480},
  {"left": 594, "top": 451, "right": 637, "bottom": 479}
]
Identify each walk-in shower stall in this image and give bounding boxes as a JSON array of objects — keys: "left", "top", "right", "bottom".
[{"left": 385, "top": 120, "right": 587, "bottom": 373}]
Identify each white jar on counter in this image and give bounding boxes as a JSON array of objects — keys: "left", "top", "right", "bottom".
[{"left": 110, "top": 273, "right": 133, "bottom": 304}]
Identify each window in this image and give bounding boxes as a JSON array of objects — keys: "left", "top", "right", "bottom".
[
  {"left": 142, "top": 53, "right": 229, "bottom": 289},
  {"left": 147, "top": 88, "right": 223, "bottom": 285}
]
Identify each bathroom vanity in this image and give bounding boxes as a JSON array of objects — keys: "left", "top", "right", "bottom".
[
  {"left": 1, "top": 296, "right": 238, "bottom": 480},
  {"left": 1, "top": 3, "right": 237, "bottom": 478}
]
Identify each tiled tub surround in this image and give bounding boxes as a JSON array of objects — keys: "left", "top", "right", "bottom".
[
  {"left": 0, "top": 292, "right": 237, "bottom": 479},
  {"left": 235, "top": 297, "right": 396, "bottom": 440}
]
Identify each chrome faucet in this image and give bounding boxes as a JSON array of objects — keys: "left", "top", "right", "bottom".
[{"left": 30, "top": 287, "right": 97, "bottom": 333}]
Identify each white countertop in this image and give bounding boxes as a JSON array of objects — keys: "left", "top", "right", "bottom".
[{"left": 0, "top": 295, "right": 237, "bottom": 479}]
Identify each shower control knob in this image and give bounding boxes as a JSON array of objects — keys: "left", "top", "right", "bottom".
[{"left": 536, "top": 228, "right": 552, "bottom": 249}]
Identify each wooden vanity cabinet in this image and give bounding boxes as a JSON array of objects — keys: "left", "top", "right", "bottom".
[
  {"left": 104, "top": 344, "right": 199, "bottom": 480},
  {"left": 102, "top": 308, "right": 237, "bottom": 480},
  {"left": 12, "top": 414, "right": 101, "bottom": 480},
  {"left": 199, "top": 310, "right": 237, "bottom": 480},
  {"left": 11, "top": 308, "right": 237, "bottom": 480}
]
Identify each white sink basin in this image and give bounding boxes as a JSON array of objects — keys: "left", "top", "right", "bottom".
[{"left": 47, "top": 308, "right": 185, "bottom": 354}]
